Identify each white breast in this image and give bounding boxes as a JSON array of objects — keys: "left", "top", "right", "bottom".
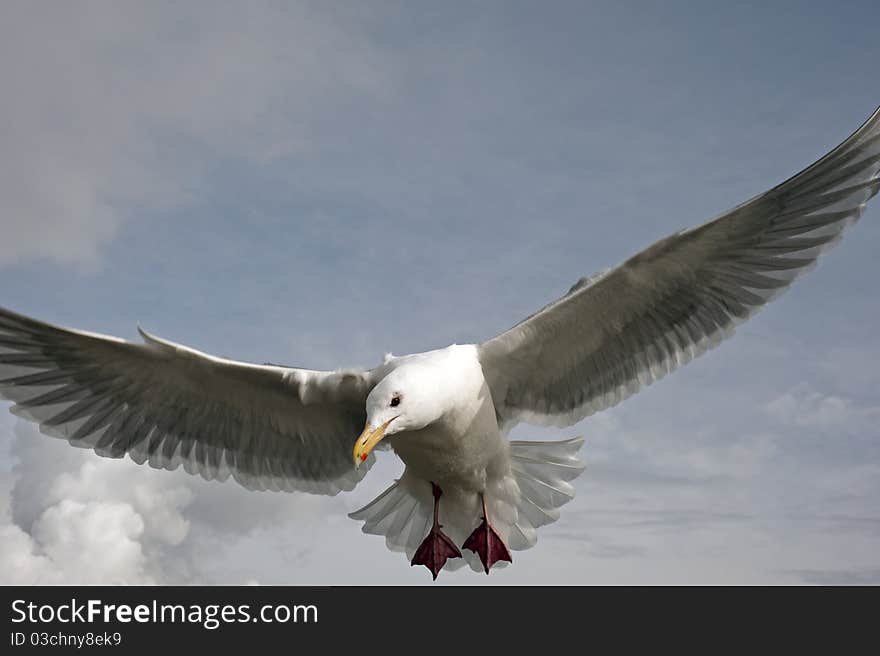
[{"left": 386, "top": 344, "right": 510, "bottom": 492}]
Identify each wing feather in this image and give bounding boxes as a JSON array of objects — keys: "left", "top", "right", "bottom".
[
  {"left": 479, "top": 107, "right": 880, "bottom": 429},
  {"left": 0, "top": 306, "right": 377, "bottom": 494}
]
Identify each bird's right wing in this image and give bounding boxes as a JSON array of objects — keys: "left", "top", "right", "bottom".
[
  {"left": 479, "top": 106, "right": 880, "bottom": 430},
  {"left": 0, "top": 306, "right": 378, "bottom": 495}
]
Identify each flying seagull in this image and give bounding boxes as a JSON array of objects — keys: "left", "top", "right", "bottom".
[{"left": 2, "top": 108, "right": 879, "bottom": 579}]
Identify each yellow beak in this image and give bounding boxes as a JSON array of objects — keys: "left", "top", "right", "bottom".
[{"left": 353, "top": 417, "right": 395, "bottom": 468}]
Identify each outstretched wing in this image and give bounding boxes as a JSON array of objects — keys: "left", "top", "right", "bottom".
[
  {"left": 479, "top": 107, "right": 880, "bottom": 429},
  {"left": 0, "top": 307, "right": 377, "bottom": 494}
]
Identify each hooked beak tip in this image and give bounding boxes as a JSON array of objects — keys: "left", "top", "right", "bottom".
[{"left": 353, "top": 417, "right": 396, "bottom": 468}]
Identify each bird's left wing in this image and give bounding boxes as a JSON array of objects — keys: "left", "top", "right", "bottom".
[
  {"left": 478, "top": 106, "right": 880, "bottom": 430},
  {"left": 0, "top": 306, "right": 377, "bottom": 494}
]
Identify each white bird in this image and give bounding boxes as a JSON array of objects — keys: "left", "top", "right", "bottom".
[{"left": 2, "top": 108, "right": 879, "bottom": 578}]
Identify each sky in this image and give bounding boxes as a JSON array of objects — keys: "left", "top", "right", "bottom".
[{"left": 1, "top": 0, "right": 879, "bottom": 584}]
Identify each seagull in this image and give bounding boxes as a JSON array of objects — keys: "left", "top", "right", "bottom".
[{"left": 1, "top": 108, "right": 879, "bottom": 579}]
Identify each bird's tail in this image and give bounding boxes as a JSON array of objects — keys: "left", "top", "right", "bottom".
[
  {"left": 348, "top": 437, "right": 585, "bottom": 575},
  {"left": 505, "top": 436, "right": 585, "bottom": 551},
  {"left": 348, "top": 469, "right": 439, "bottom": 563}
]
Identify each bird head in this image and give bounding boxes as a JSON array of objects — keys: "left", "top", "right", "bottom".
[{"left": 352, "top": 365, "right": 444, "bottom": 468}]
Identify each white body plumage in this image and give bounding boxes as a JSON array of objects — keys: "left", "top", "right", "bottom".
[{"left": 351, "top": 345, "right": 585, "bottom": 573}]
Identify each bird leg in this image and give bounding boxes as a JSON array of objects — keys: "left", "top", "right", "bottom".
[
  {"left": 463, "top": 493, "right": 512, "bottom": 574},
  {"left": 411, "top": 482, "right": 462, "bottom": 580}
]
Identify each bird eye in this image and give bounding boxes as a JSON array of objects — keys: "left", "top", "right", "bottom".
[{"left": 390, "top": 395, "right": 401, "bottom": 408}]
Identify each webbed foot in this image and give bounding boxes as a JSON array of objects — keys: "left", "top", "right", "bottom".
[
  {"left": 462, "top": 495, "right": 512, "bottom": 574},
  {"left": 410, "top": 482, "right": 462, "bottom": 580}
]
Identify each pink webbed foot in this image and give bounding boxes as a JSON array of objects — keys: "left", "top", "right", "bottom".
[
  {"left": 462, "top": 495, "right": 512, "bottom": 574},
  {"left": 411, "top": 483, "right": 462, "bottom": 580}
]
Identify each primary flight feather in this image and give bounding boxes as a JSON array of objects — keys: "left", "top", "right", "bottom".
[{"left": 2, "top": 107, "right": 879, "bottom": 578}]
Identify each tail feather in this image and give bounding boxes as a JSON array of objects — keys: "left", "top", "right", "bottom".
[
  {"left": 508, "top": 437, "right": 585, "bottom": 475},
  {"left": 348, "top": 436, "right": 586, "bottom": 575},
  {"left": 511, "top": 472, "right": 576, "bottom": 509},
  {"left": 351, "top": 482, "right": 411, "bottom": 542},
  {"left": 508, "top": 436, "right": 585, "bottom": 549},
  {"left": 349, "top": 474, "right": 434, "bottom": 557},
  {"left": 515, "top": 492, "right": 560, "bottom": 528}
]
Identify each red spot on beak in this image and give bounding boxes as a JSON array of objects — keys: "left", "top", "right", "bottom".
[{"left": 360, "top": 454, "right": 368, "bottom": 462}]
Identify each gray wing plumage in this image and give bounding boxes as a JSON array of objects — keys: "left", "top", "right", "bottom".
[
  {"left": 0, "top": 307, "right": 377, "bottom": 494},
  {"left": 479, "top": 107, "right": 880, "bottom": 430}
]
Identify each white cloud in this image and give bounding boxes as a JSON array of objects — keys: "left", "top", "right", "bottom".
[
  {"left": 33, "top": 500, "right": 149, "bottom": 584},
  {"left": 0, "top": 420, "right": 363, "bottom": 585},
  {"left": 1, "top": 421, "right": 194, "bottom": 584},
  {"left": 574, "top": 404, "right": 779, "bottom": 482},
  {"left": 49, "top": 460, "right": 192, "bottom": 547},
  {"left": 764, "top": 383, "right": 880, "bottom": 433}
]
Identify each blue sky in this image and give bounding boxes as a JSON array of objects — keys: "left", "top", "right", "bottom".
[{"left": 1, "top": 1, "right": 879, "bottom": 583}]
